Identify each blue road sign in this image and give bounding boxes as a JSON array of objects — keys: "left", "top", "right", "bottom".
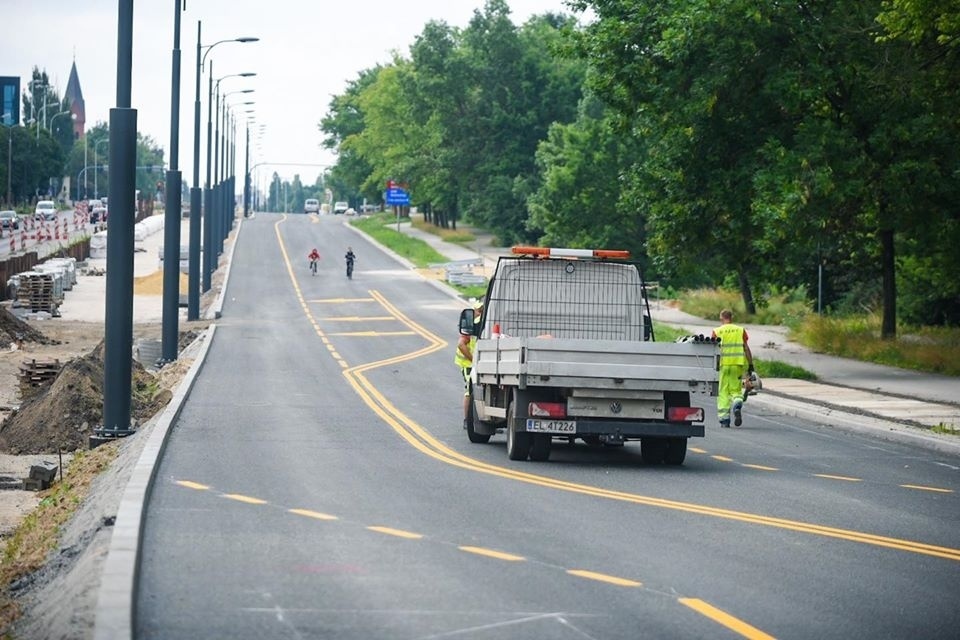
[{"left": 385, "top": 187, "right": 410, "bottom": 206}]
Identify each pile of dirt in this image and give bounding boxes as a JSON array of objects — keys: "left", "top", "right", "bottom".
[
  {"left": 0, "top": 308, "right": 59, "bottom": 349},
  {"left": 0, "top": 342, "right": 171, "bottom": 455}
]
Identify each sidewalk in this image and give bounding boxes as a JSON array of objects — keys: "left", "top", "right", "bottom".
[{"left": 392, "top": 217, "right": 960, "bottom": 456}]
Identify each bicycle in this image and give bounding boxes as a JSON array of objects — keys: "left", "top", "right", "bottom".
[{"left": 345, "top": 249, "right": 356, "bottom": 279}]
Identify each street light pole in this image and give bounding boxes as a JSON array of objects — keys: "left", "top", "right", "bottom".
[
  {"left": 190, "top": 29, "right": 258, "bottom": 317},
  {"left": 161, "top": 0, "right": 184, "bottom": 364},
  {"left": 94, "top": 138, "right": 108, "bottom": 200},
  {"left": 95, "top": 0, "right": 138, "bottom": 444}
]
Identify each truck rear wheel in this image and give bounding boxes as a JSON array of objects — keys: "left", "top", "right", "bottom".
[
  {"left": 664, "top": 437, "right": 687, "bottom": 465},
  {"left": 529, "top": 434, "right": 552, "bottom": 461},
  {"left": 640, "top": 438, "right": 667, "bottom": 464},
  {"left": 506, "top": 397, "right": 531, "bottom": 460}
]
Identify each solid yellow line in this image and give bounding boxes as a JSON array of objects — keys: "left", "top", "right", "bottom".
[
  {"left": 322, "top": 316, "right": 396, "bottom": 321},
  {"left": 332, "top": 331, "right": 417, "bottom": 337},
  {"left": 176, "top": 480, "right": 210, "bottom": 490},
  {"left": 712, "top": 455, "right": 734, "bottom": 462},
  {"left": 815, "top": 474, "right": 862, "bottom": 482},
  {"left": 367, "top": 526, "right": 423, "bottom": 539},
  {"left": 288, "top": 508, "right": 339, "bottom": 520},
  {"left": 566, "top": 569, "right": 641, "bottom": 588},
  {"left": 222, "top": 494, "right": 268, "bottom": 505},
  {"left": 900, "top": 484, "right": 954, "bottom": 494},
  {"left": 742, "top": 464, "right": 779, "bottom": 472},
  {"left": 459, "top": 546, "right": 526, "bottom": 562},
  {"left": 679, "top": 598, "right": 776, "bottom": 640}
]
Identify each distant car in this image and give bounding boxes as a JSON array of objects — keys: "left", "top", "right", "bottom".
[
  {"left": 90, "top": 206, "right": 107, "bottom": 224},
  {"left": 0, "top": 210, "right": 20, "bottom": 230},
  {"left": 333, "top": 201, "right": 349, "bottom": 215},
  {"left": 304, "top": 198, "right": 320, "bottom": 214},
  {"left": 35, "top": 200, "right": 58, "bottom": 221}
]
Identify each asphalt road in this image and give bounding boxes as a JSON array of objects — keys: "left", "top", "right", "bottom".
[{"left": 135, "top": 213, "right": 960, "bottom": 639}]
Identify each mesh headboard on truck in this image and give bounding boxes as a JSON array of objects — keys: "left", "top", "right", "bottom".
[{"left": 483, "top": 258, "right": 650, "bottom": 341}]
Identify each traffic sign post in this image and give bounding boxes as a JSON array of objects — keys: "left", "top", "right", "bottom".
[{"left": 385, "top": 185, "right": 410, "bottom": 231}]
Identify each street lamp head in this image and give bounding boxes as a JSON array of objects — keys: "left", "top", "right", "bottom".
[
  {"left": 239, "top": 72, "right": 257, "bottom": 77},
  {"left": 236, "top": 37, "right": 259, "bottom": 43}
]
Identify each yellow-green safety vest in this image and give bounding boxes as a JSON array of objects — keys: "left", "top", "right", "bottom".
[
  {"left": 454, "top": 336, "right": 476, "bottom": 368},
  {"left": 715, "top": 324, "right": 747, "bottom": 366}
]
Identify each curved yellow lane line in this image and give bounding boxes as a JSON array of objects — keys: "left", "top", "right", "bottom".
[{"left": 275, "top": 218, "right": 960, "bottom": 563}]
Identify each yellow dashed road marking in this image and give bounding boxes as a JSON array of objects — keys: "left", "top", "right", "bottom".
[
  {"left": 815, "top": 474, "right": 862, "bottom": 482},
  {"left": 176, "top": 480, "right": 210, "bottom": 491},
  {"left": 289, "top": 508, "right": 339, "bottom": 520},
  {"left": 459, "top": 546, "right": 526, "bottom": 562},
  {"left": 222, "top": 494, "right": 268, "bottom": 505},
  {"left": 742, "top": 464, "right": 779, "bottom": 472},
  {"left": 900, "top": 484, "right": 953, "bottom": 494},
  {"left": 712, "top": 455, "right": 734, "bottom": 462},
  {"left": 367, "top": 526, "right": 423, "bottom": 539},
  {"left": 567, "top": 569, "right": 641, "bottom": 587}
]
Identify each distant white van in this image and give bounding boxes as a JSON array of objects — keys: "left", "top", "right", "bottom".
[
  {"left": 304, "top": 198, "right": 320, "bottom": 214},
  {"left": 333, "top": 201, "right": 349, "bottom": 215}
]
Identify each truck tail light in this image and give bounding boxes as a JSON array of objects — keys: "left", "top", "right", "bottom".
[
  {"left": 529, "top": 402, "right": 566, "bottom": 418},
  {"left": 668, "top": 407, "right": 704, "bottom": 422}
]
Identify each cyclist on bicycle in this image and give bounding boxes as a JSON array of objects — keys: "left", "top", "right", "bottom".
[
  {"left": 308, "top": 248, "right": 320, "bottom": 275},
  {"left": 345, "top": 247, "right": 356, "bottom": 279}
]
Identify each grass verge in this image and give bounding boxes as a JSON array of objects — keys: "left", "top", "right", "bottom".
[
  {"left": 352, "top": 214, "right": 488, "bottom": 301},
  {"left": 676, "top": 289, "right": 959, "bottom": 377},
  {"left": 0, "top": 443, "right": 119, "bottom": 633},
  {"left": 351, "top": 214, "right": 449, "bottom": 268}
]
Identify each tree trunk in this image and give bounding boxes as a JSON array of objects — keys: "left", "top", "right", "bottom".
[
  {"left": 880, "top": 227, "right": 897, "bottom": 340},
  {"left": 738, "top": 269, "right": 756, "bottom": 316}
]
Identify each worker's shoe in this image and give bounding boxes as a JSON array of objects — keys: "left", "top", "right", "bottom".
[
  {"left": 719, "top": 418, "right": 730, "bottom": 428},
  {"left": 732, "top": 400, "right": 743, "bottom": 427},
  {"left": 462, "top": 419, "right": 469, "bottom": 431}
]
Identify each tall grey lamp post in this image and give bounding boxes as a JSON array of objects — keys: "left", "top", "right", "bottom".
[
  {"left": 205, "top": 74, "right": 255, "bottom": 294},
  {"left": 93, "top": 0, "right": 137, "bottom": 445},
  {"left": 161, "top": 0, "right": 184, "bottom": 363},
  {"left": 189, "top": 25, "right": 257, "bottom": 320},
  {"left": 94, "top": 138, "right": 108, "bottom": 200}
]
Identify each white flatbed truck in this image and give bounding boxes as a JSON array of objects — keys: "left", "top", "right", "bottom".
[{"left": 459, "top": 247, "right": 719, "bottom": 464}]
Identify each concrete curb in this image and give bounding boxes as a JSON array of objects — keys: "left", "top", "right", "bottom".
[
  {"left": 204, "top": 218, "right": 242, "bottom": 321},
  {"left": 751, "top": 392, "right": 960, "bottom": 457},
  {"left": 92, "top": 325, "right": 218, "bottom": 640}
]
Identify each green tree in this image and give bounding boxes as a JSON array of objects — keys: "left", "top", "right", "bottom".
[{"left": 528, "top": 93, "right": 647, "bottom": 262}]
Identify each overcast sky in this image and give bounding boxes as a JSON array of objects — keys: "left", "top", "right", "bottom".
[{"left": 6, "top": 0, "right": 588, "bottom": 189}]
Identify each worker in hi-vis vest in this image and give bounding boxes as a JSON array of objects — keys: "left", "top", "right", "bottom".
[
  {"left": 456, "top": 299, "right": 484, "bottom": 430},
  {"left": 711, "top": 309, "right": 755, "bottom": 428}
]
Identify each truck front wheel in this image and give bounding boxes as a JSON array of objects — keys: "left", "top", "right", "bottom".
[
  {"left": 506, "top": 397, "right": 531, "bottom": 461},
  {"left": 466, "top": 395, "right": 492, "bottom": 444}
]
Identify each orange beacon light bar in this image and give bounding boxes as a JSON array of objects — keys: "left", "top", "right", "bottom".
[{"left": 511, "top": 246, "right": 631, "bottom": 259}]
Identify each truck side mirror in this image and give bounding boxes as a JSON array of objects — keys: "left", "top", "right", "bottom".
[{"left": 459, "top": 308, "right": 478, "bottom": 336}]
